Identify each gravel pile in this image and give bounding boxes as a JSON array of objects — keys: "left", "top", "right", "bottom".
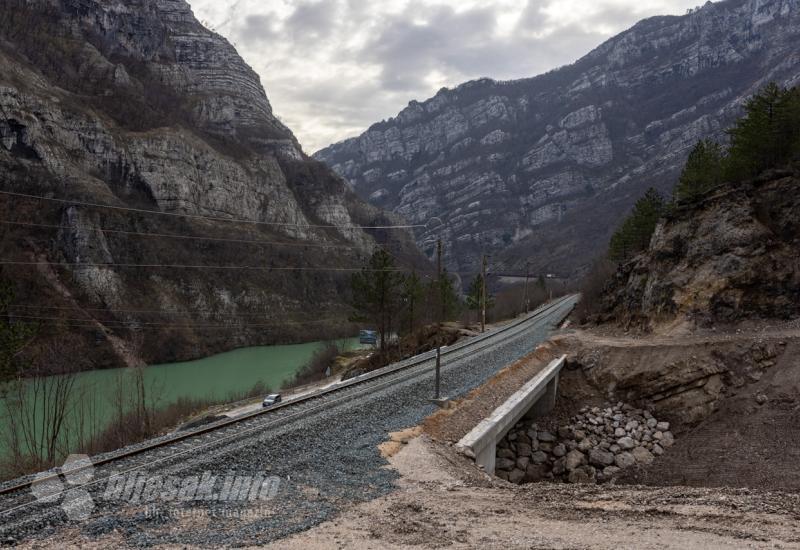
[{"left": 496, "top": 402, "right": 675, "bottom": 484}]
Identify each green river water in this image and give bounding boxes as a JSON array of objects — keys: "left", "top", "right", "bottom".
[{"left": 0, "top": 337, "right": 365, "bottom": 462}]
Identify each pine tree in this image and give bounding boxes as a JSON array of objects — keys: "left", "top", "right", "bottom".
[
  {"left": 725, "top": 83, "right": 800, "bottom": 180},
  {"left": 465, "top": 275, "right": 494, "bottom": 322},
  {"left": 0, "top": 280, "right": 35, "bottom": 392},
  {"left": 777, "top": 86, "right": 800, "bottom": 161},
  {"left": 428, "top": 270, "right": 461, "bottom": 322},
  {"left": 351, "top": 250, "right": 403, "bottom": 353},
  {"left": 399, "top": 270, "right": 425, "bottom": 335},
  {"left": 608, "top": 188, "right": 665, "bottom": 262},
  {"left": 674, "top": 140, "right": 725, "bottom": 202}
]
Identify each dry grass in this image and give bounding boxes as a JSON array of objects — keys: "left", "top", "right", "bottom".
[{"left": 0, "top": 379, "right": 270, "bottom": 481}]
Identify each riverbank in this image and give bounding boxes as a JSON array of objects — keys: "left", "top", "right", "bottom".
[{"left": 0, "top": 337, "right": 365, "bottom": 480}]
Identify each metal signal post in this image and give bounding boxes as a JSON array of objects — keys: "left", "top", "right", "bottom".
[
  {"left": 481, "top": 254, "right": 487, "bottom": 333},
  {"left": 523, "top": 261, "right": 531, "bottom": 314}
]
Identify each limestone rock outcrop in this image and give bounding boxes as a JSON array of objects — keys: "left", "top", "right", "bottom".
[
  {"left": 316, "top": 0, "right": 800, "bottom": 277},
  {"left": 602, "top": 170, "right": 800, "bottom": 326},
  {"left": 0, "top": 0, "right": 422, "bottom": 366}
]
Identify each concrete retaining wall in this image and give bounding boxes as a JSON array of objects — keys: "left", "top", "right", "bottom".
[{"left": 455, "top": 355, "right": 566, "bottom": 474}]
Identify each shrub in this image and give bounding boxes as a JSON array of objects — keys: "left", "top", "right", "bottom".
[
  {"left": 283, "top": 342, "right": 340, "bottom": 389},
  {"left": 574, "top": 259, "right": 617, "bottom": 324},
  {"left": 608, "top": 188, "right": 665, "bottom": 262},
  {"left": 674, "top": 140, "right": 725, "bottom": 202}
]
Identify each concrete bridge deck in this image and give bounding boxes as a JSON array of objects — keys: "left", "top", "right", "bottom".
[{"left": 455, "top": 355, "right": 567, "bottom": 474}]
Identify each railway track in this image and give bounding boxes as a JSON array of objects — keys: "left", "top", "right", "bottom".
[{"left": 0, "top": 295, "right": 576, "bottom": 535}]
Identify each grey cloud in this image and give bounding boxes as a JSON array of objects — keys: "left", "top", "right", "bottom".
[
  {"left": 516, "top": 0, "right": 550, "bottom": 34},
  {"left": 237, "top": 14, "right": 279, "bottom": 46},
  {"left": 353, "top": 3, "right": 606, "bottom": 94},
  {"left": 285, "top": 1, "right": 339, "bottom": 41},
  {"left": 357, "top": 4, "right": 500, "bottom": 91},
  {"left": 189, "top": 0, "right": 696, "bottom": 151}
]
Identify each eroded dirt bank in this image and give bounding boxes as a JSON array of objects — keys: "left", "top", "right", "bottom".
[{"left": 557, "top": 324, "right": 800, "bottom": 491}]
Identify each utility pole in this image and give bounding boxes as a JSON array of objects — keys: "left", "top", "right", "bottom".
[
  {"left": 435, "top": 238, "right": 443, "bottom": 400},
  {"left": 481, "top": 254, "right": 487, "bottom": 333},
  {"left": 523, "top": 261, "right": 531, "bottom": 315}
]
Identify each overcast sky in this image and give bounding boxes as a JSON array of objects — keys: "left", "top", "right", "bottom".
[{"left": 187, "top": 0, "right": 701, "bottom": 153}]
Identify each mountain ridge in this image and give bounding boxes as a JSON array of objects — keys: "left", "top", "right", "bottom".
[
  {"left": 315, "top": 0, "right": 800, "bottom": 278},
  {"left": 0, "top": 0, "right": 424, "bottom": 368}
]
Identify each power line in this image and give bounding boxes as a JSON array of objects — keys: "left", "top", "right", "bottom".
[
  {"left": 1, "top": 259, "right": 511, "bottom": 277},
  {"left": 0, "top": 220, "right": 361, "bottom": 250},
  {"left": 0, "top": 260, "right": 431, "bottom": 274},
  {"left": 0, "top": 189, "right": 425, "bottom": 230},
  {"left": 7, "top": 304, "right": 337, "bottom": 317},
  {"left": 10, "top": 314, "right": 357, "bottom": 330}
]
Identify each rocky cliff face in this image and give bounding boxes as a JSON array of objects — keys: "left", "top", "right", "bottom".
[
  {"left": 315, "top": 0, "right": 800, "bottom": 277},
  {"left": 0, "top": 0, "right": 422, "bottom": 367},
  {"left": 601, "top": 168, "right": 800, "bottom": 327}
]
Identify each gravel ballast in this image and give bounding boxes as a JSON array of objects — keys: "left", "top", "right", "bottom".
[{"left": 0, "top": 298, "right": 577, "bottom": 547}]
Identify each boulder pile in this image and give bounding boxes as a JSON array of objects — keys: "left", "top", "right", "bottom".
[{"left": 495, "top": 402, "right": 675, "bottom": 484}]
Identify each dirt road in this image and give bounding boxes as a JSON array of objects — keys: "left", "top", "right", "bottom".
[{"left": 265, "top": 436, "right": 800, "bottom": 549}]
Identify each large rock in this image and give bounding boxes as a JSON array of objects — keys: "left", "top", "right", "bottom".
[
  {"left": 524, "top": 464, "right": 549, "bottom": 483},
  {"left": 496, "top": 458, "right": 516, "bottom": 471},
  {"left": 615, "top": 452, "right": 636, "bottom": 469},
  {"left": 565, "top": 450, "right": 587, "bottom": 471},
  {"left": 552, "top": 457, "right": 567, "bottom": 476},
  {"left": 617, "top": 437, "right": 636, "bottom": 450},
  {"left": 531, "top": 451, "right": 548, "bottom": 465},
  {"left": 632, "top": 447, "right": 655, "bottom": 465},
  {"left": 568, "top": 466, "right": 596, "bottom": 484},
  {"left": 589, "top": 449, "right": 615, "bottom": 467},
  {"left": 516, "top": 443, "right": 532, "bottom": 457},
  {"left": 508, "top": 468, "right": 526, "bottom": 484},
  {"left": 537, "top": 432, "right": 557, "bottom": 443},
  {"left": 497, "top": 448, "right": 515, "bottom": 459},
  {"left": 602, "top": 174, "right": 800, "bottom": 329}
]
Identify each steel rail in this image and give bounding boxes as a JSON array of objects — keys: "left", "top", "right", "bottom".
[{"left": 0, "top": 295, "right": 574, "bottom": 509}]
